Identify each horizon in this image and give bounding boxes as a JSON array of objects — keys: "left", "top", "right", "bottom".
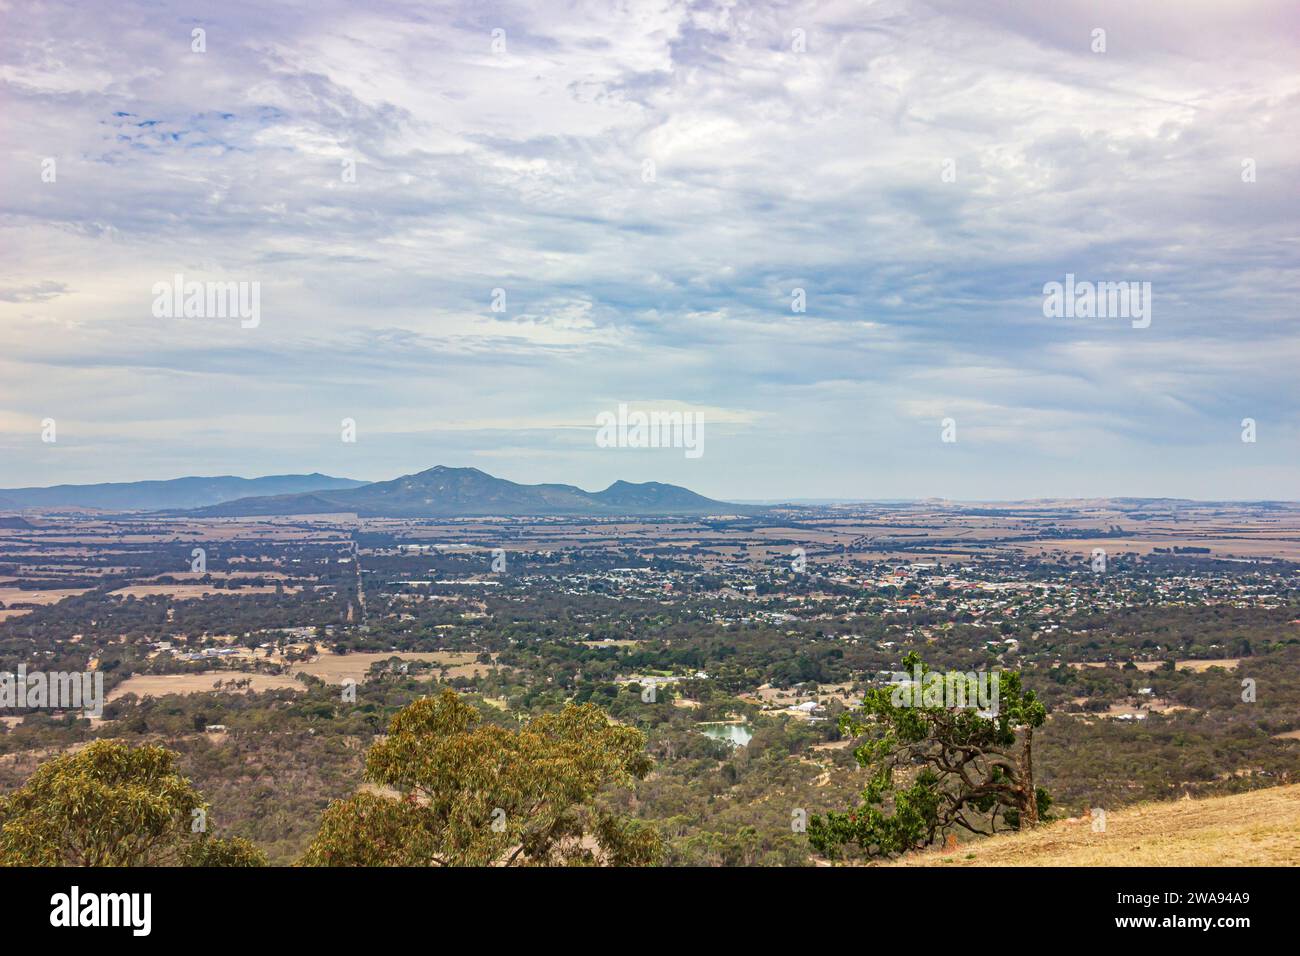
[{"left": 3, "top": 462, "right": 1300, "bottom": 507}]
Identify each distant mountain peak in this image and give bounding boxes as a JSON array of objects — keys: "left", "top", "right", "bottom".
[{"left": 188, "top": 466, "right": 741, "bottom": 518}]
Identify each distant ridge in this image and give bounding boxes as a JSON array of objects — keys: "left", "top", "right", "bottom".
[
  {"left": 188, "top": 465, "right": 742, "bottom": 518},
  {"left": 0, "top": 473, "right": 367, "bottom": 512}
]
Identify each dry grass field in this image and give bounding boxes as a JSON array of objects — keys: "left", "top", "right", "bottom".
[
  {"left": 107, "top": 672, "right": 304, "bottom": 701},
  {"left": 109, "top": 583, "right": 297, "bottom": 599},
  {"left": 1068, "top": 659, "right": 1241, "bottom": 672},
  {"left": 0, "top": 586, "right": 91, "bottom": 619},
  {"left": 1175, "top": 658, "right": 1242, "bottom": 672},
  {"left": 891, "top": 784, "right": 1300, "bottom": 867},
  {"left": 0, "top": 586, "right": 90, "bottom": 606},
  {"left": 288, "top": 649, "right": 490, "bottom": 684}
]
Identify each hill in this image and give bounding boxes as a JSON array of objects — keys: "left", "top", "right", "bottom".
[
  {"left": 0, "top": 473, "right": 367, "bottom": 512},
  {"left": 889, "top": 784, "right": 1300, "bottom": 867},
  {"left": 189, "top": 465, "right": 740, "bottom": 518}
]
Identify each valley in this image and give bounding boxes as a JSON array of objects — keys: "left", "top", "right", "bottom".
[{"left": 1, "top": 479, "right": 1297, "bottom": 864}]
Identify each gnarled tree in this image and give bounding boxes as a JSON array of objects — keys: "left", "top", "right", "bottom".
[
  {"left": 809, "top": 653, "right": 1050, "bottom": 860},
  {"left": 301, "top": 689, "right": 660, "bottom": 866}
]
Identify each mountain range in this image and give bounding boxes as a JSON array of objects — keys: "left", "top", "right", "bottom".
[
  {"left": 0, "top": 473, "right": 367, "bottom": 512},
  {"left": 0, "top": 466, "right": 739, "bottom": 517},
  {"left": 188, "top": 466, "right": 738, "bottom": 517}
]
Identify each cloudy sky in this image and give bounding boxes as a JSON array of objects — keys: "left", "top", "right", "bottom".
[{"left": 1, "top": 0, "right": 1296, "bottom": 500}]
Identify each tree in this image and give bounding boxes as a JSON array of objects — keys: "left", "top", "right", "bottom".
[
  {"left": 182, "top": 833, "right": 267, "bottom": 867},
  {"left": 808, "top": 653, "right": 1050, "bottom": 860},
  {"left": 301, "top": 689, "right": 660, "bottom": 866},
  {"left": 0, "top": 739, "right": 266, "bottom": 866}
]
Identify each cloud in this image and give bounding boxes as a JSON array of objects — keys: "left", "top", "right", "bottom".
[
  {"left": 0, "top": 281, "right": 70, "bottom": 303},
  {"left": 0, "top": 0, "right": 1295, "bottom": 498}
]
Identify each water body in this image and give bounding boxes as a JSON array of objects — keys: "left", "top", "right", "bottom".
[{"left": 700, "top": 722, "right": 753, "bottom": 747}]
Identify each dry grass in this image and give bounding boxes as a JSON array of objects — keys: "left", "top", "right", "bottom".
[
  {"left": 1175, "top": 658, "right": 1241, "bottom": 672},
  {"left": 289, "top": 650, "right": 488, "bottom": 684},
  {"left": 109, "top": 584, "right": 296, "bottom": 599},
  {"left": 0, "top": 586, "right": 90, "bottom": 606},
  {"left": 107, "top": 672, "right": 303, "bottom": 701},
  {"left": 1067, "top": 659, "right": 1240, "bottom": 673},
  {"left": 890, "top": 784, "right": 1300, "bottom": 867}
]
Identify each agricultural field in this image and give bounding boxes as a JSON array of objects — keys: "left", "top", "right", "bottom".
[{"left": 0, "top": 499, "right": 1297, "bottom": 866}]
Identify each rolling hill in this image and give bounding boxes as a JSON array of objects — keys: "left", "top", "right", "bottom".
[
  {"left": 890, "top": 784, "right": 1300, "bottom": 867},
  {"left": 0, "top": 473, "right": 367, "bottom": 512},
  {"left": 189, "top": 465, "right": 740, "bottom": 518}
]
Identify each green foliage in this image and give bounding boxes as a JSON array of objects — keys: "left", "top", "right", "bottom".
[
  {"left": 301, "top": 689, "right": 660, "bottom": 866},
  {"left": 809, "top": 653, "right": 1049, "bottom": 860},
  {"left": 0, "top": 739, "right": 262, "bottom": 866},
  {"left": 182, "top": 833, "right": 269, "bottom": 867}
]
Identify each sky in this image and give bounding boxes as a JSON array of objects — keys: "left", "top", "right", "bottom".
[{"left": 0, "top": 0, "right": 1297, "bottom": 501}]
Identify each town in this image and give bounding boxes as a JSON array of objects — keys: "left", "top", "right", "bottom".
[{"left": 1, "top": 497, "right": 1296, "bottom": 864}]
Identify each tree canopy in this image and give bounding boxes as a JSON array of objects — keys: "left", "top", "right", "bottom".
[
  {"left": 0, "top": 739, "right": 265, "bottom": 866},
  {"left": 809, "top": 653, "right": 1050, "bottom": 860},
  {"left": 301, "top": 689, "right": 660, "bottom": 866}
]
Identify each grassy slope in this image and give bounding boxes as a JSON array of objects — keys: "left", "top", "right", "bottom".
[{"left": 889, "top": 783, "right": 1300, "bottom": 866}]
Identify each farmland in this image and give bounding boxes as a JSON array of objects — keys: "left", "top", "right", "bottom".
[{"left": 0, "top": 498, "right": 1297, "bottom": 864}]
